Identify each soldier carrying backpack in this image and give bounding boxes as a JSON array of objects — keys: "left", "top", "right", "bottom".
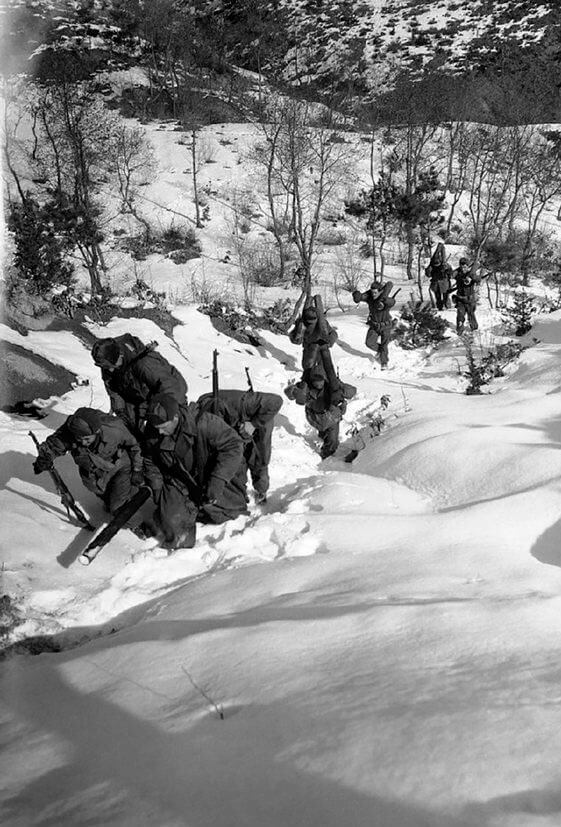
[{"left": 91, "top": 333, "right": 188, "bottom": 439}]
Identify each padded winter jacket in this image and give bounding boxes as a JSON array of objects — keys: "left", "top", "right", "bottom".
[
  {"left": 42, "top": 409, "right": 142, "bottom": 495},
  {"left": 97, "top": 334, "right": 188, "bottom": 434},
  {"left": 143, "top": 402, "right": 246, "bottom": 514},
  {"left": 452, "top": 271, "right": 483, "bottom": 306},
  {"left": 284, "top": 380, "right": 356, "bottom": 432},
  {"left": 353, "top": 282, "right": 396, "bottom": 328}
]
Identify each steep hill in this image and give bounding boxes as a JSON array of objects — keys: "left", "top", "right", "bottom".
[{"left": 3, "top": 0, "right": 561, "bottom": 122}]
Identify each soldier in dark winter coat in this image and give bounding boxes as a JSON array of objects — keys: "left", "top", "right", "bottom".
[
  {"left": 451, "top": 258, "right": 487, "bottom": 335},
  {"left": 142, "top": 395, "right": 248, "bottom": 550},
  {"left": 426, "top": 243, "right": 453, "bottom": 310},
  {"left": 289, "top": 302, "right": 338, "bottom": 379},
  {"left": 196, "top": 388, "right": 283, "bottom": 504},
  {"left": 352, "top": 279, "right": 396, "bottom": 368},
  {"left": 91, "top": 333, "right": 188, "bottom": 438},
  {"left": 284, "top": 369, "right": 356, "bottom": 459},
  {"left": 32, "top": 407, "right": 145, "bottom": 514}
]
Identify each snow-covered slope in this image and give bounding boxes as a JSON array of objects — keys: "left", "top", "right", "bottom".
[{"left": 3, "top": 295, "right": 561, "bottom": 825}]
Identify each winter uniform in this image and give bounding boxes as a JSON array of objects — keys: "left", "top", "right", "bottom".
[
  {"left": 352, "top": 280, "right": 396, "bottom": 367},
  {"left": 142, "top": 395, "right": 247, "bottom": 549},
  {"left": 289, "top": 304, "right": 338, "bottom": 379},
  {"left": 196, "top": 389, "right": 283, "bottom": 503},
  {"left": 451, "top": 260, "right": 485, "bottom": 334},
  {"left": 284, "top": 370, "right": 356, "bottom": 459},
  {"left": 32, "top": 407, "right": 144, "bottom": 514},
  {"left": 91, "top": 333, "right": 188, "bottom": 438},
  {"left": 426, "top": 243, "right": 453, "bottom": 310}
]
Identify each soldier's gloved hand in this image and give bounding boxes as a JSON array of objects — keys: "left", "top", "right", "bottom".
[
  {"left": 131, "top": 468, "right": 145, "bottom": 487},
  {"left": 352, "top": 289, "right": 362, "bottom": 303},
  {"left": 205, "top": 477, "right": 225, "bottom": 505},
  {"left": 33, "top": 452, "right": 53, "bottom": 474}
]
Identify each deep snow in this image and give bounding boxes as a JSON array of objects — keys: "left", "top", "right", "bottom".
[
  {"left": 4, "top": 110, "right": 561, "bottom": 826},
  {"left": 2, "top": 296, "right": 561, "bottom": 826}
]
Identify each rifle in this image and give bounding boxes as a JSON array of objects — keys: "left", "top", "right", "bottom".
[
  {"left": 245, "top": 366, "right": 254, "bottom": 393},
  {"left": 212, "top": 349, "right": 219, "bottom": 413},
  {"left": 391, "top": 288, "right": 401, "bottom": 300},
  {"left": 79, "top": 486, "right": 151, "bottom": 565},
  {"left": 313, "top": 294, "right": 331, "bottom": 341},
  {"left": 319, "top": 344, "right": 340, "bottom": 393},
  {"left": 29, "top": 431, "right": 95, "bottom": 531}
]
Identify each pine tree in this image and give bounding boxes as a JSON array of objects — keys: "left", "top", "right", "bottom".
[
  {"left": 502, "top": 290, "right": 536, "bottom": 336},
  {"left": 394, "top": 299, "right": 449, "bottom": 350}
]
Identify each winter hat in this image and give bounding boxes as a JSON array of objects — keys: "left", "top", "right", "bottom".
[
  {"left": 459, "top": 257, "right": 469, "bottom": 266},
  {"left": 92, "top": 339, "right": 121, "bottom": 367},
  {"left": 147, "top": 394, "right": 180, "bottom": 427},
  {"left": 67, "top": 408, "right": 102, "bottom": 438}
]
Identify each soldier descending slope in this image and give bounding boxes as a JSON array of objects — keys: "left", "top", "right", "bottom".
[
  {"left": 141, "top": 394, "right": 248, "bottom": 550},
  {"left": 197, "top": 386, "right": 283, "bottom": 505},
  {"left": 352, "top": 277, "right": 397, "bottom": 369},
  {"left": 91, "top": 333, "right": 188, "bottom": 439},
  {"left": 426, "top": 242, "right": 453, "bottom": 310},
  {"left": 32, "top": 408, "right": 145, "bottom": 515},
  {"left": 284, "top": 346, "right": 356, "bottom": 459}
]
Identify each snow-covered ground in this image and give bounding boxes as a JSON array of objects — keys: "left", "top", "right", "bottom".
[{"left": 3, "top": 291, "right": 561, "bottom": 826}]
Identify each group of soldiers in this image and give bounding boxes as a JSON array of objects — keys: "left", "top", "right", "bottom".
[
  {"left": 346, "top": 243, "right": 489, "bottom": 371},
  {"left": 31, "top": 245, "right": 485, "bottom": 553},
  {"left": 425, "top": 242, "right": 489, "bottom": 335},
  {"left": 33, "top": 334, "right": 282, "bottom": 551}
]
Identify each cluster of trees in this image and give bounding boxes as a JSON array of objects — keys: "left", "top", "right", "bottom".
[
  {"left": 5, "top": 73, "right": 156, "bottom": 297},
  {"left": 342, "top": 117, "right": 561, "bottom": 294}
]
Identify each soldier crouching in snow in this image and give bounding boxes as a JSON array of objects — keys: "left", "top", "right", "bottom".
[
  {"left": 91, "top": 334, "right": 188, "bottom": 439},
  {"left": 284, "top": 368, "right": 356, "bottom": 459},
  {"left": 196, "top": 388, "right": 283, "bottom": 505},
  {"left": 141, "top": 394, "right": 249, "bottom": 550},
  {"left": 32, "top": 408, "right": 145, "bottom": 515},
  {"left": 352, "top": 278, "right": 396, "bottom": 369}
]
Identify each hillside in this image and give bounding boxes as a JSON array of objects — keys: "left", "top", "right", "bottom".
[
  {"left": 2, "top": 0, "right": 561, "bottom": 122},
  {"left": 4, "top": 291, "right": 561, "bottom": 825}
]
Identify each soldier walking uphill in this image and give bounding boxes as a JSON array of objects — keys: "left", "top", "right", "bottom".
[
  {"left": 352, "top": 278, "right": 397, "bottom": 369},
  {"left": 32, "top": 408, "right": 145, "bottom": 515},
  {"left": 197, "top": 388, "right": 283, "bottom": 505},
  {"left": 426, "top": 243, "right": 453, "bottom": 311},
  {"left": 451, "top": 258, "right": 489, "bottom": 335},
  {"left": 289, "top": 300, "right": 338, "bottom": 380},
  {"left": 141, "top": 395, "right": 248, "bottom": 550},
  {"left": 284, "top": 345, "right": 356, "bottom": 459},
  {"left": 91, "top": 333, "right": 188, "bottom": 439}
]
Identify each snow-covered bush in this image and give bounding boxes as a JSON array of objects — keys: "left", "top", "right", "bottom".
[
  {"left": 462, "top": 338, "right": 525, "bottom": 395},
  {"left": 394, "top": 299, "right": 449, "bottom": 350},
  {"left": 501, "top": 290, "right": 536, "bottom": 336}
]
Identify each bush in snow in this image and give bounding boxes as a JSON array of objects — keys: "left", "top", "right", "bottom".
[
  {"left": 0, "top": 594, "right": 23, "bottom": 651},
  {"left": 394, "top": 299, "right": 449, "bottom": 350},
  {"left": 8, "top": 197, "right": 76, "bottom": 297},
  {"left": 462, "top": 338, "right": 525, "bottom": 395},
  {"left": 501, "top": 290, "right": 536, "bottom": 336}
]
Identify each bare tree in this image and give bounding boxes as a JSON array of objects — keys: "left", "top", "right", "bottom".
[
  {"left": 112, "top": 123, "right": 157, "bottom": 240},
  {"left": 252, "top": 95, "right": 354, "bottom": 312}
]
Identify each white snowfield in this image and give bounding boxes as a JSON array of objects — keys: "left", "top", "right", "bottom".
[{"left": 2, "top": 303, "right": 561, "bottom": 827}]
